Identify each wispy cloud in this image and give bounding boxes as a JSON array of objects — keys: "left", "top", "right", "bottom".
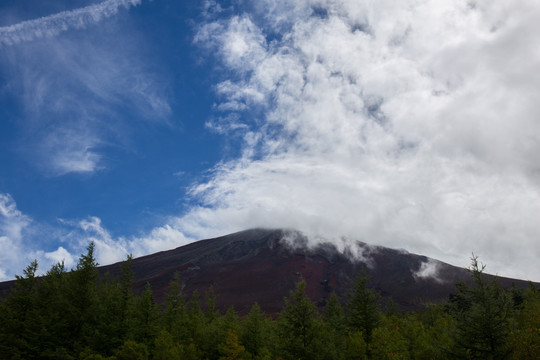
[
  {"left": 1, "top": 0, "right": 170, "bottom": 176},
  {"left": 0, "top": 0, "right": 142, "bottom": 47},
  {"left": 39, "top": 126, "right": 102, "bottom": 175}
]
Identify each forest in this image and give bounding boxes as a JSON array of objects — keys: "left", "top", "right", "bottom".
[{"left": 1, "top": 242, "right": 539, "bottom": 360}]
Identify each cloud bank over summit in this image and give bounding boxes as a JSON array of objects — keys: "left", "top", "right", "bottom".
[{"left": 177, "top": 0, "right": 540, "bottom": 279}]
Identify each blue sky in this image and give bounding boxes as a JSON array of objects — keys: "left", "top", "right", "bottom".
[{"left": 1, "top": 0, "right": 540, "bottom": 282}]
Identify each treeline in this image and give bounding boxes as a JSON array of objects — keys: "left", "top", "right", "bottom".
[{"left": 1, "top": 243, "right": 540, "bottom": 360}]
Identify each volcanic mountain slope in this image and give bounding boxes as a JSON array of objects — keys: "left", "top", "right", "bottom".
[{"left": 96, "top": 228, "right": 531, "bottom": 313}]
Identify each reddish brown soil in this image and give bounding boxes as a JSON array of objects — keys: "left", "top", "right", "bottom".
[{"left": 98, "top": 228, "right": 533, "bottom": 314}]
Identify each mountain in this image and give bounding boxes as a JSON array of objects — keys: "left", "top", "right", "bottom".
[
  {"left": 0, "top": 228, "right": 532, "bottom": 313},
  {"left": 97, "top": 228, "right": 531, "bottom": 313}
]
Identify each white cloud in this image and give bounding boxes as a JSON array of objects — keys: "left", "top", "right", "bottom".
[
  {"left": 180, "top": 0, "right": 540, "bottom": 281},
  {"left": 413, "top": 259, "right": 444, "bottom": 283},
  {"left": 40, "top": 127, "right": 102, "bottom": 175},
  {"left": 59, "top": 216, "right": 196, "bottom": 267},
  {"left": 129, "top": 224, "right": 195, "bottom": 256},
  {"left": 0, "top": 0, "right": 142, "bottom": 47},
  {"left": 0, "top": 193, "right": 24, "bottom": 219},
  {"left": 0, "top": 194, "right": 32, "bottom": 281},
  {"left": 44, "top": 246, "right": 76, "bottom": 269},
  {"left": 0, "top": 194, "right": 81, "bottom": 279},
  {"left": 71, "top": 216, "right": 128, "bottom": 265},
  {"left": 0, "top": 193, "right": 194, "bottom": 280}
]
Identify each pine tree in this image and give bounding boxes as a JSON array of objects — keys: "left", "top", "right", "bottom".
[
  {"left": 447, "top": 256, "right": 513, "bottom": 359},
  {"left": 321, "top": 292, "right": 347, "bottom": 359},
  {"left": 219, "top": 330, "right": 250, "bottom": 360},
  {"left": 162, "top": 272, "right": 185, "bottom": 338},
  {"left": 205, "top": 285, "right": 220, "bottom": 322},
  {"left": 67, "top": 242, "right": 100, "bottom": 353},
  {"left": 241, "top": 302, "right": 274, "bottom": 359},
  {"left": 370, "top": 315, "right": 409, "bottom": 360},
  {"left": 0, "top": 260, "right": 42, "bottom": 359},
  {"left": 152, "top": 330, "right": 183, "bottom": 360},
  {"left": 38, "top": 261, "right": 72, "bottom": 358},
  {"left": 201, "top": 306, "right": 238, "bottom": 360},
  {"left": 510, "top": 286, "right": 540, "bottom": 359},
  {"left": 86, "top": 254, "right": 135, "bottom": 356},
  {"left": 346, "top": 273, "right": 381, "bottom": 346},
  {"left": 184, "top": 289, "right": 205, "bottom": 353},
  {"left": 278, "top": 279, "right": 320, "bottom": 360},
  {"left": 129, "top": 283, "right": 160, "bottom": 350},
  {"left": 118, "top": 254, "right": 135, "bottom": 333},
  {"left": 115, "top": 340, "right": 148, "bottom": 360}
]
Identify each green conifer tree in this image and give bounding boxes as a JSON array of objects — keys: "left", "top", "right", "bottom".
[
  {"left": 67, "top": 242, "right": 99, "bottom": 353},
  {"left": 510, "top": 285, "right": 540, "bottom": 359},
  {"left": 38, "top": 261, "right": 72, "bottom": 358},
  {"left": 162, "top": 272, "right": 185, "bottom": 338},
  {"left": 447, "top": 256, "right": 513, "bottom": 359},
  {"left": 241, "top": 302, "right": 274, "bottom": 359},
  {"left": 0, "top": 260, "right": 42, "bottom": 359},
  {"left": 219, "top": 330, "right": 250, "bottom": 360},
  {"left": 321, "top": 292, "right": 347, "bottom": 359},
  {"left": 278, "top": 279, "right": 320, "bottom": 360},
  {"left": 153, "top": 330, "right": 183, "bottom": 360},
  {"left": 346, "top": 273, "right": 381, "bottom": 346},
  {"left": 129, "top": 283, "right": 160, "bottom": 350}
]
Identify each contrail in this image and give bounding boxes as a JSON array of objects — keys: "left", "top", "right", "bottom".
[{"left": 0, "top": 0, "right": 142, "bottom": 47}]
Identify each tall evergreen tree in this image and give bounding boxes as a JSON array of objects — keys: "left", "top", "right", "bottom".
[
  {"left": 0, "top": 260, "right": 42, "bottom": 359},
  {"left": 129, "top": 282, "right": 160, "bottom": 350},
  {"left": 153, "top": 330, "right": 183, "bottom": 360},
  {"left": 67, "top": 241, "right": 99, "bottom": 353},
  {"left": 346, "top": 273, "right": 381, "bottom": 346},
  {"left": 278, "top": 279, "right": 320, "bottom": 360},
  {"left": 370, "top": 315, "right": 409, "bottom": 360},
  {"left": 447, "top": 256, "right": 513, "bottom": 359},
  {"left": 219, "top": 330, "right": 250, "bottom": 360},
  {"left": 90, "top": 254, "right": 135, "bottom": 357},
  {"left": 205, "top": 285, "right": 220, "bottom": 322},
  {"left": 510, "top": 286, "right": 540, "bottom": 360},
  {"left": 118, "top": 254, "right": 135, "bottom": 332},
  {"left": 162, "top": 272, "right": 185, "bottom": 338},
  {"left": 241, "top": 302, "right": 274, "bottom": 359},
  {"left": 38, "top": 261, "right": 72, "bottom": 358},
  {"left": 321, "top": 292, "right": 347, "bottom": 359},
  {"left": 184, "top": 290, "right": 205, "bottom": 350}
]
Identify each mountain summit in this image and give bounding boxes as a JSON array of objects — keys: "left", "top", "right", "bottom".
[{"left": 93, "top": 228, "right": 529, "bottom": 313}]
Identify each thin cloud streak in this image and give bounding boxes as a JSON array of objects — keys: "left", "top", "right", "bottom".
[{"left": 0, "top": 0, "right": 142, "bottom": 47}]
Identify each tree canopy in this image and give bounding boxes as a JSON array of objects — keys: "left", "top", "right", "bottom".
[{"left": 0, "top": 250, "right": 537, "bottom": 360}]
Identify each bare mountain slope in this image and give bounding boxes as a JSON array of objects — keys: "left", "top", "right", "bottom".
[{"left": 97, "top": 228, "right": 531, "bottom": 313}]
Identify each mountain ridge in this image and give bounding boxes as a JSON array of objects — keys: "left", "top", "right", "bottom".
[
  {"left": 97, "top": 228, "right": 532, "bottom": 313},
  {"left": 1, "top": 228, "right": 533, "bottom": 313}
]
